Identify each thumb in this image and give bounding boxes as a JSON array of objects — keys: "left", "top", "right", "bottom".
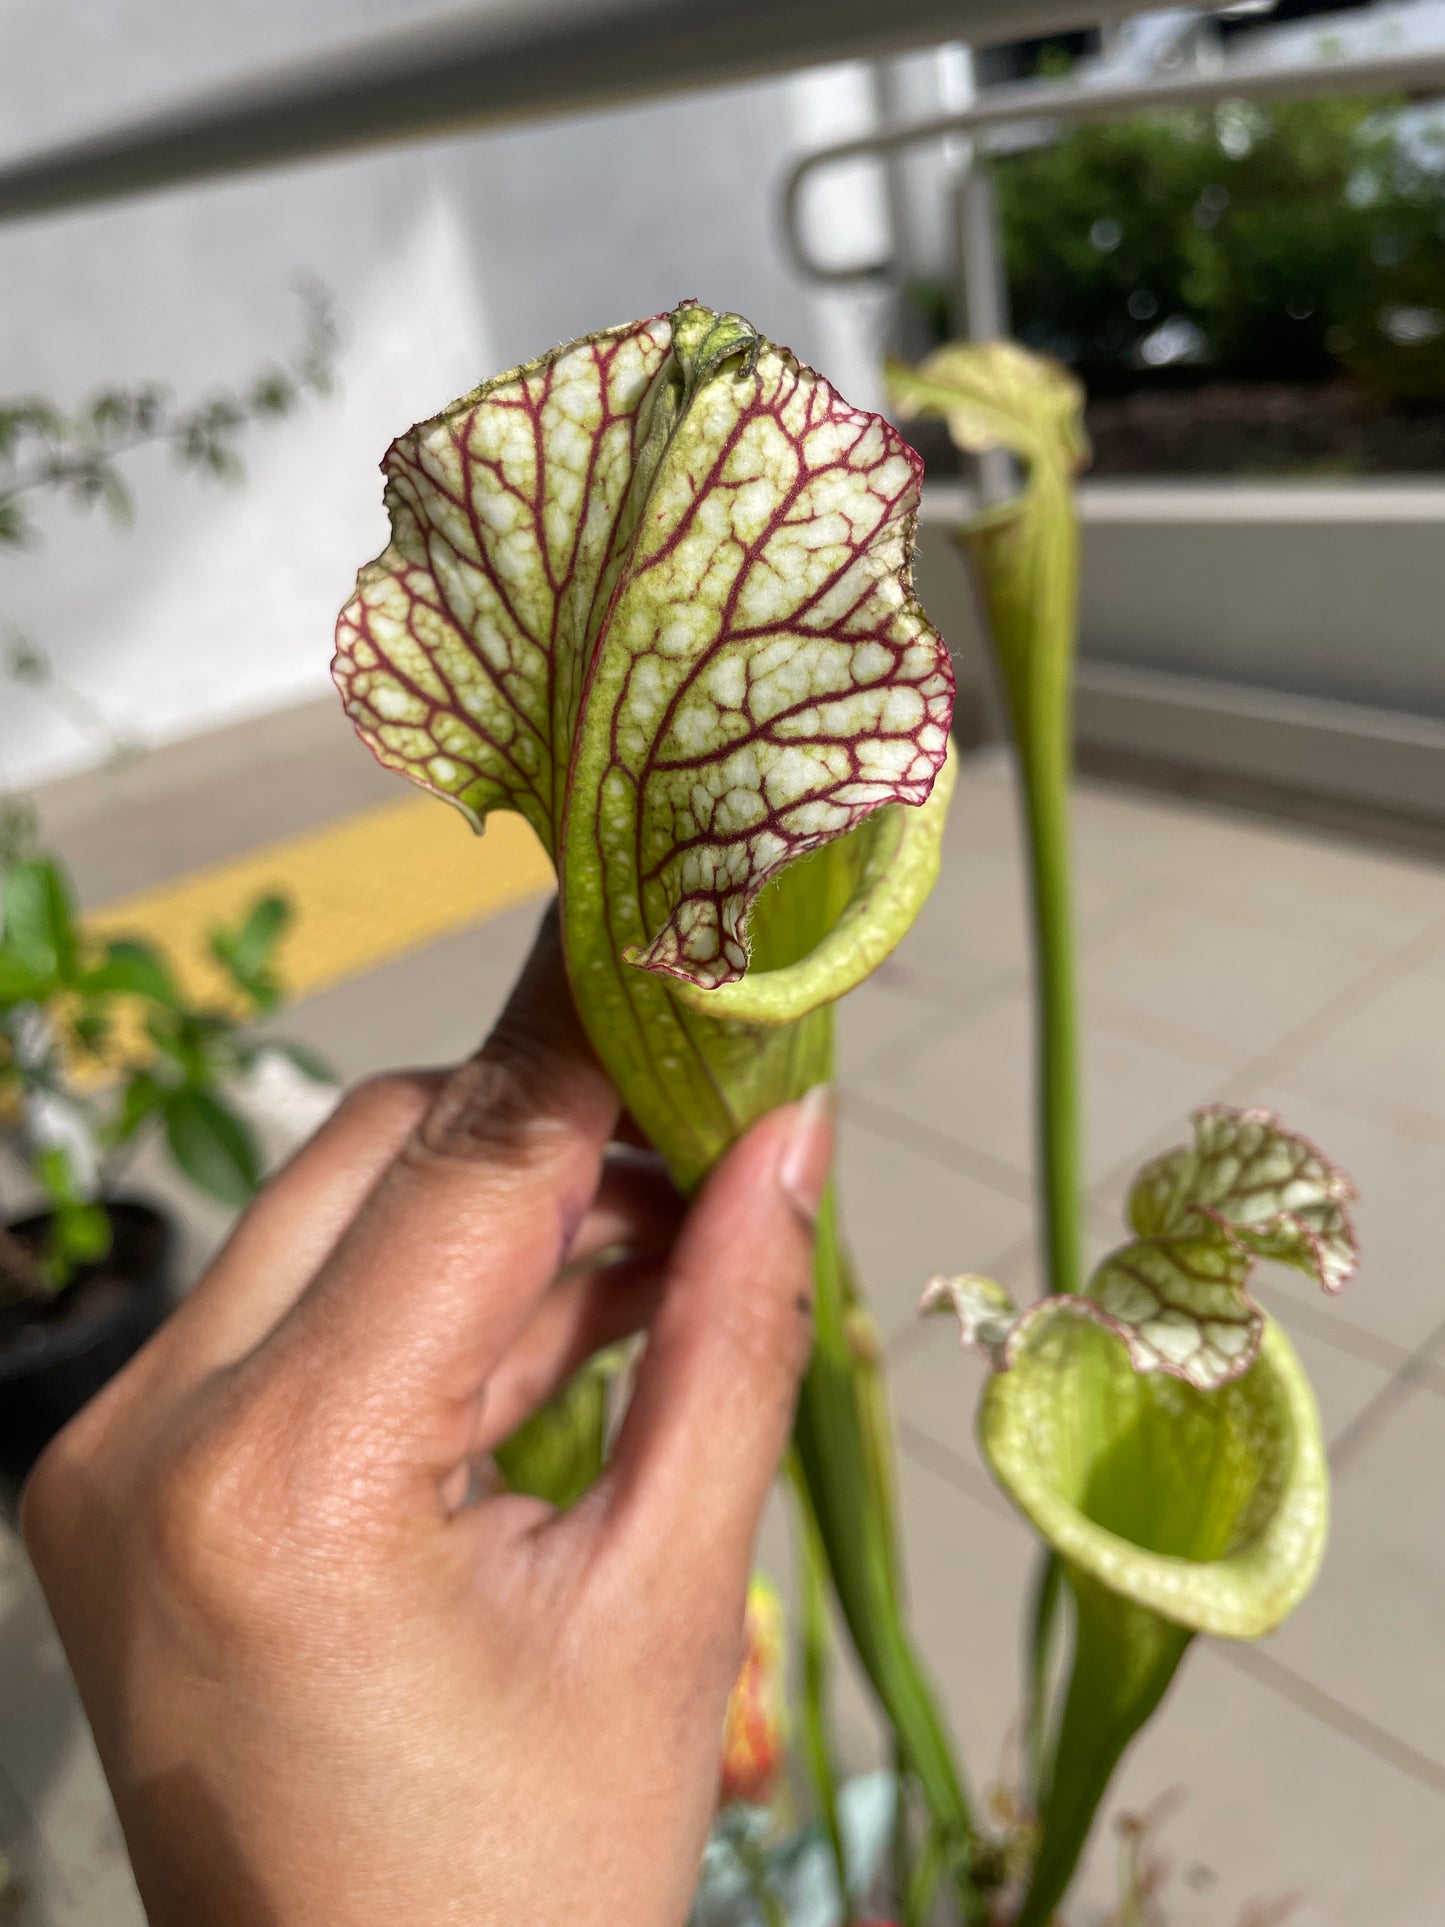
[{"left": 589, "top": 1086, "right": 833, "bottom": 1610}]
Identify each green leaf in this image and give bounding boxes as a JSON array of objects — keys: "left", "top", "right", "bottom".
[
  {"left": 27, "top": 1146, "right": 109, "bottom": 1287},
  {"left": 39, "top": 1193, "right": 112, "bottom": 1292},
  {"left": 248, "top": 370, "right": 296, "bottom": 417},
  {"left": 51, "top": 1199, "right": 111, "bottom": 1267},
  {"left": 80, "top": 937, "right": 183, "bottom": 1006},
  {"left": 144, "top": 1011, "right": 191, "bottom": 1071},
  {"left": 110, "top": 1070, "right": 167, "bottom": 1145},
  {"left": 494, "top": 1357, "right": 609, "bottom": 1510},
  {"left": 3, "top": 856, "right": 79, "bottom": 982},
  {"left": 209, "top": 893, "right": 291, "bottom": 1008},
  {"left": 224, "top": 893, "right": 291, "bottom": 974},
  {"left": 163, "top": 1088, "right": 261, "bottom": 1208},
  {"left": 34, "top": 1143, "right": 84, "bottom": 1208},
  {"left": 0, "top": 950, "right": 49, "bottom": 1005},
  {"left": 95, "top": 466, "right": 133, "bottom": 525},
  {"left": 7, "top": 637, "right": 50, "bottom": 685},
  {"left": 71, "top": 1006, "right": 111, "bottom": 1054}
]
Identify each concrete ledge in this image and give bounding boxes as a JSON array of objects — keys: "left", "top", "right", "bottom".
[
  {"left": 914, "top": 482, "right": 1445, "bottom": 826},
  {"left": 923, "top": 479, "right": 1445, "bottom": 525},
  {"left": 1075, "top": 660, "right": 1445, "bottom": 825}
]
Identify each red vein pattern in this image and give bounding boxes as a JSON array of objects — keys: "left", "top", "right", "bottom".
[
  {"left": 607, "top": 328, "right": 950, "bottom": 987},
  {"left": 333, "top": 302, "right": 952, "bottom": 991},
  {"left": 1130, "top": 1104, "right": 1358, "bottom": 1296},
  {"left": 1082, "top": 1104, "right": 1360, "bottom": 1390},
  {"left": 334, "top": 314, "right": 673, "bottom": 851}
]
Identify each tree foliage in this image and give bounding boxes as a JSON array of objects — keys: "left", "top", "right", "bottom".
[{"left": 973, "top": 95, "right": 1445, "bottom": 402}]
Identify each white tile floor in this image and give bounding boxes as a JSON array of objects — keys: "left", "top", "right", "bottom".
[{"left": 5, "top": 743, "right": 1445, "bottom": 1924}]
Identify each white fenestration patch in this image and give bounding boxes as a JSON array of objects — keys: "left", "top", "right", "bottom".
[
  {"left": 334, "top": 314, "right": 674, "bottom": 849},
  {"left": 616, "top": 338, "right": 950, "bottom": 988}
]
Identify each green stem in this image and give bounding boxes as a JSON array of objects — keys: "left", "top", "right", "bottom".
[
  {"left": 733, "top": 1831, "right": 788, "bottom": 1927},
  {"left": 793, "top": 1187, "right": 985, "bottom": 1927},
  {"left": 1015, "top": 1577, "right": 1191, "bottom": 1927},
  {"left": 790, "top": 1459, "right": 852, "bottom": 1922},
  {"left": 891, "top": 1741, "right": 910, "bottom": 1923},
  {"left": 901, "top": 1822, "right": 945, "bottom": 1927},
  {"left": 1025, "top": 1550, "right": 1064, "bottom": 1813},
  {"left": 1016, "top": 705, "right": 1083, "bottom": 1301}
]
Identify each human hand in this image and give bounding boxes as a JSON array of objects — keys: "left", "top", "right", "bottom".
[{"left": 22, "top": 910, "right": 831, "bottom": 1927}]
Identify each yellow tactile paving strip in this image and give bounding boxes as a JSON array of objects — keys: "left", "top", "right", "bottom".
[{"left": 87, "top": 795, "right": 554, "bottom": 1006}]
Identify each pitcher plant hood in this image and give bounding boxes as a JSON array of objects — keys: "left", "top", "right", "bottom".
[{"left": 334, "top": 301, "right": 953, "bottom": 998}]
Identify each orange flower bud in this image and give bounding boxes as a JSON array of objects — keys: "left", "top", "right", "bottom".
[{"left": 719, "top": 1575, "right": 787, "bottom": 1808}]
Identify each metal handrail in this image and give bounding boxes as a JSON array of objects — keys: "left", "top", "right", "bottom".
[
  {"left": 783, "top": 41, "right": 1445, "bottom": 285},
  {"left": 0, "top": 0, "right": 1156, "bottom": 228}
]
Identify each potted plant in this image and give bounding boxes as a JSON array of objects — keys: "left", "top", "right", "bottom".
[
  {"left": 0, "top": 824, "right": 329, "bottom": 1498},
  {"left": 0, "top": 295, "right": 340, "bottom": 1503}
]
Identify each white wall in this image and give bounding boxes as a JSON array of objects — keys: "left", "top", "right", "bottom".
[{"left": 0, "top": 0, "right": 894, "bottom": 788}]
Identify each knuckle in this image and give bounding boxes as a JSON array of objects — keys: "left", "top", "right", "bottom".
[
  {"left": 143, "top": 1419, "right": 263, "bottom": 1598},
  {"left": 20, "top": 1372, "right": 134, "bottom": 1572},
  {"left": 136, "top": 1391, "right": 321, "bottom": 1643},
  {"left": 142, "top": 1378, "right": 401, "bottom": 1643},
  {"left": 411, "top": 1039, "right": 572, "bottom": 1168},
  {"left": 19, "top": 1428, "right": 84, "bottom": 1570}
]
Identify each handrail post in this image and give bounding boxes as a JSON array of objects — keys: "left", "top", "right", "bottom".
[{"left": 952, "top": 155, "right": 1013, "bottom": 502}]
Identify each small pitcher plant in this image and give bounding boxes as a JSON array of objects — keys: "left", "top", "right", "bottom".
[{"left": 335, "top": 305, "right": 1357, "bottom": 1923}]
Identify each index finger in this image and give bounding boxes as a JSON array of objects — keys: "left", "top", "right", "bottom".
[{"left": 256, "top": 905, "right": 619, "bottom": 1459}]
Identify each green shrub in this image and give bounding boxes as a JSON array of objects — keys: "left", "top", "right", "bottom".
[{"left": 946, "top": 93, "right": 1445, "bottom": 403}]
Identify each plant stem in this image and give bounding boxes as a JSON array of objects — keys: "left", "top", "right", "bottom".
[
  {"left": 1026, "top": 1550, "right": 1064, "bottom": 1813},
  {"left": 1016, "top": 718, "right": 1083, "bottom": 1301},
  {"left": 892, "top": 1741, "right": 910, "bottom": 1922},
  {"left": 902, "top": 1824, "right": 945, "bottom": 1927},
  {"left": 732, "top": 1830, "right": 788, "bottom": 1927},
  {"left": 1015, "top": 1580, "right": 1191, "bottom": 1927},
  {"left": 790, "top": 1459, "right": 852, "bottom": 1922},
  {"left": 793, "top": 1188, "right": 985, "bottom": 1926}
]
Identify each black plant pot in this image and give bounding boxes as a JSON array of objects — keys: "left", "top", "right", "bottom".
[{"left": 0, "top": 1200, "right": 176, "bottom": 1511}]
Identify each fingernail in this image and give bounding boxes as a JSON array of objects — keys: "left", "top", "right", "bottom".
[{"left": 779, "top": 1084, "right": 835, "bottom": 1228}]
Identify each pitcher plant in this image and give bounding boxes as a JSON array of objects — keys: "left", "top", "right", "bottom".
[{"left": 333, "top": 307, "right": 1359, "bottom": 1923}]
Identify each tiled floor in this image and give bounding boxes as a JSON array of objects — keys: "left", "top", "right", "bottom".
[{"left": 5, "top": 730, "right": 1445, "bottom": 1925}]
